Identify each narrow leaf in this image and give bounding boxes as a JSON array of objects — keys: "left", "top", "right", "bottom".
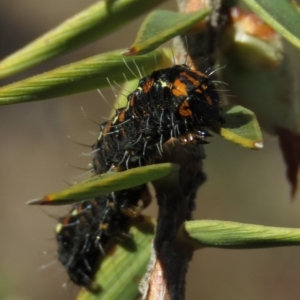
[
  {"left": 28, "top": 163, "right": 179, "bottom": 205},
  {"left": 0, "top": 0, "right": 167, "bottom": 78},
  {"left": 241, "top": 0, "right": 300, "bottom": 50},
  {"left": 124, "top": 9, "right": 211, "bottom": 55},
  {"left": 77, "top": 216, "right": 155, "bottom": 300},
  {"left": 0, "top": 48, "right": 172, "bottom": 106},
  {"left": 109, "top": 78, "right": 140, "bottom": 118},
  {"left": 179, "top": 220, "right": 300, "bottom": 249},
  {"left": 213, "top": 105, "right": 263, "bottom": 149}
]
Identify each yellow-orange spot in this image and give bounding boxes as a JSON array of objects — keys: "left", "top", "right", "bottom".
[
  {"left": 143, "top": 79, "right": 154, "bottom": 93},
  {"left": 172, "top": 79, "right": 188, "bottom": 97},
  {"left": 44, "top": 195, "right": 52, "bottom": 202},
  {"left": 102, "top": 121, "right": 112, "bottom": 136},
  {"left": 100, "top": 223, "right": 109, "bottom": 230},
  {"left": 118, "top": 109, "right": 126, "bottom": 123},
  {"left": 194, "top": 69, "right": 208, "bottom": 78},
  {"left": 180, "top": 71, "right": 200, "bottom": 87},
  {"left": 178, "top": 100, "right": 192, "bottom": 117},
  {"left": 129, "top": 94, "right": 135, "bottom": 107},
  {"left": 71, "top": 209, "right": 78, "bottom": 216},
  {"left": 55, "top": 223, "right": 63, "bottom": 233},
  {"left": 195, "top": 89, "right": 202, "bottom": 94},
  {"left": 122, "top": 46, "right": 138, "bottom": 56},
  {"left": 201, "top": 84, "right": 207, "bottom": 90}
]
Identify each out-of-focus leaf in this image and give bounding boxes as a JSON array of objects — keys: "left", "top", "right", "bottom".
[
  {"left": 219, "top": 6, "right": 300, "bottom": 136},
  {"left": 124, "top": 9, "right": 211, "bottom": 55},
  {"left": 220, "top": 6, "right": 284, "bottom": 70},
  {"left": 213, "top": 105, "right": 263, "bottom": 149},
  {"left": 77, "top": 216, "right": 155, "bottom": 300},
  {"left": 241, "top": 0, "right": 300, "bottom": 50},
  {"left": 0, "top": 48, "right": 172, "bottom": 106},
  {"left": 291, "top": 0, "right": 300, "bottom": 14},
  {"left": 0, "top": 0, "right": 168, "bottom": 78},
  {"left": 218, "top": 6, "right": 300, "bottom": 197},
  {"left": 178, "top": 220, "right": 300, "bottom": 249},
  {"left": 27, "top": 163, "right": 179, "bottom": 205}
]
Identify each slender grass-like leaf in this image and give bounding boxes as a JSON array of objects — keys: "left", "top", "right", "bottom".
[
  {"left": 0, "top": 48, "right": 172, "bottom": 106},
  {"left": 213, "top": 105, "right": 263, "bottom": 149},
  {"left": 108, "top": 78, "right": 140, "bottom": 118},
  {"left": 124, "top": 8, "right": 211, "bottom": 55},
  {"left": 77, "top": 216, "right": 155, "bottom": 300},
  {"left": 241, "top": 0, "right": 300, "bottom": 50},
  {"left": 0, "top": 0, "right": 168, "bottom": 78},
  {"left": 178, "top": 220, "right": 300, "bottom": 249},
  {"left": 28, "top": 163, "right": 179, "bottom": 205}
]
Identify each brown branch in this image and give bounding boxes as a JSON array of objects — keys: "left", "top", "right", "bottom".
[
  {"left": 140, "top": 1, "right": 230, "bottom": 299},
  {"left": 141, "top": 140, "right": 206, "bottom": 300}
]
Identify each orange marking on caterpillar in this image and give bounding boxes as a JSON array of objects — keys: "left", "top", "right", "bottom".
[
  {"left": 118, "top": 109, "right": 126, "bottom": 123},
  {"left": 102, "top": 121, "right": 112, "bottom": 136},
  {"left": 100, "top": 223, "right": 109, "bottom": 230},
  {"left": 178, "top": 100, "right": 192, "bottom": 117},
  {"left": 143, "top": 79, "right": 154, "bottom": 93},
  {"left": 172, "top": 79, "right": 188, "bottom": 97},
  {"left": 194, "top": 70, "right": 208, "bottom": 78},
  {"left": 129, "top": 94, "right": 135, "bottom": 107},
  {"left": 180, "top": 71, "right": 200, "bottom": 87}
]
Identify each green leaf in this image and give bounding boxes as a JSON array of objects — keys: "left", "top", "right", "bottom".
[
  {"left": 241, "top": 0, "right": 300, "bottom": 50},
  {"left": 108, "top": 78, "right": 140, "bottom": 118},
  {"left": 0, "top": 0, "right": 167, "bottom": 78},
  {"left": 124, "top": 9, "right": 211, "bottom": 55},
  {"left": 0, "top": 48, "right": 172, "bottom": 106},
  {"left": 27, "top": 163, "right": 179, "bottom": 205},
  {"left": 77, "top": 216, "right": 155, "bottom": 300},
  {"left": 178, "top": 220, "right": 300, "bottom": 249},
  {"left": 212, "top": 105, "right": 263, "bottom": 149}
]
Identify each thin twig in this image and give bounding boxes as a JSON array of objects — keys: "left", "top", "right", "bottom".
[
  {"left": 142, "top": 140, "right": 206, "bottom": 300},
  {"left": 141, "top": 1, "right": 228, "bottom": 299}
]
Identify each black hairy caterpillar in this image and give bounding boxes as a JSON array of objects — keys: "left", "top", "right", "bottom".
[
  {"left": 56, "top": 186, "right": 149, "bottom": 292},
  {"left": 93, "top": 64, "right": 221, "bottom": 173},
  {"left": 56, "top": 63, "right": 222, "bottom": 291}
]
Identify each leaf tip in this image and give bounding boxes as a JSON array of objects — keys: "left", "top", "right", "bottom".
[
  {"left": 27, "top": 198, "right": 44, "bottom": 205},
  {"left": 122, "top": 47, "right": 138, "bottom": 56},
  {"left": 253, "top": 141, "right": 263, "bottom": 149},
  {"left": 27, "top": 195, "right": 52, "bottom": 205}
]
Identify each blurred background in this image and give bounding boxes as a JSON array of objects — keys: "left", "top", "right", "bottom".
[{"left": 1, "top": 1, "right": 300, "bottom": 299}]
